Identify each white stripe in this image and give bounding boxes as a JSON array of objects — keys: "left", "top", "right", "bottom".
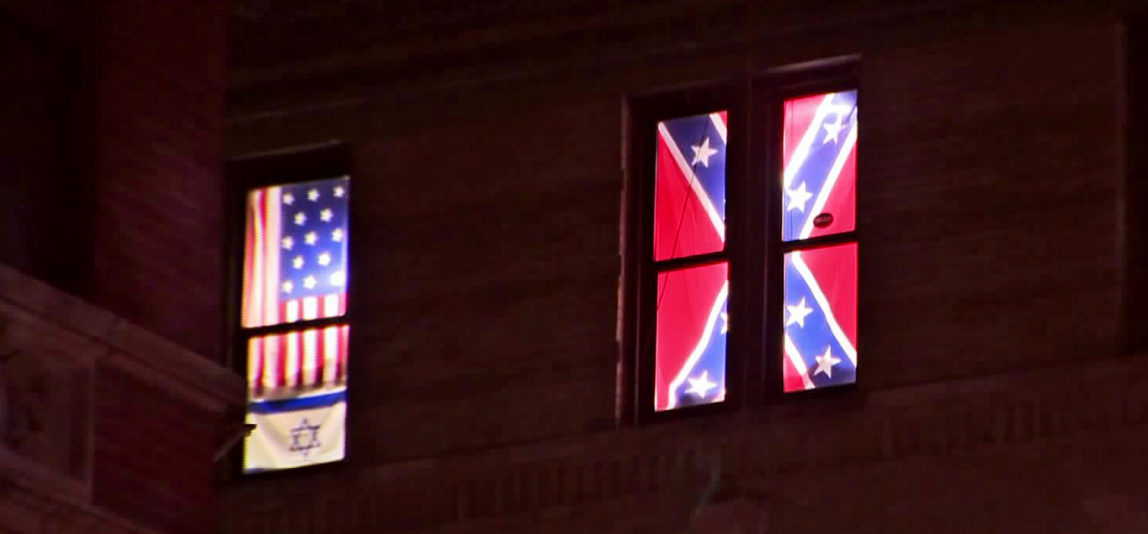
[
  {"left": 303, "top": 296, "right": 319, "bottom": 320},
  {"left": 658, "top": 123, "right": 725, "bottom": 242},
  {"left": 790, "top": 251, "right": 857, "bottom": 365},
  {"left": 286, "top": 331, "right": 300, "bottom": 386},
  {"left": 323, "top": 326, "right": 339, "bottom": 386},
  {"left": 303, "top": 328, "right": 319, "bottom": 388},
  {"left": 709, "top": 113, "right": 727, "bottom": 144},
  {"left": 285, "top": 300, "right": 300, "bottom": 322},
  {"left": 323, "top": 294, "right": 340, "bottom": 318},
  {"left": 783, "top": 334, "right": 816, "bottom": 390},
  {"left": 783, "top": 95, "right": 837, "bottom": 188},
  {"left": 664, "top": 282, "right": 729, "bottom": 410},
  {"left": 799, "top": 111, "right": 858, "bottom": 239}
]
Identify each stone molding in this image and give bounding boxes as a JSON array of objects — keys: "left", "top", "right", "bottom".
[
  {"left": 0, "top": 467, "right": 166, "bottom": 534},
  {"left": 0, "top": 261, "right": 246, "bottom": 533},
  {"left": 0, "top": 263, "right": 245, "bottom": 413}
]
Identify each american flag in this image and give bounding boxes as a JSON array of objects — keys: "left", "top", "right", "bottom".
[
  {"left": 652, "top": 111, "right": 728, "bottom": 411},
  {"left": 242, "top": 176, "right": 350, "bottom": 397},
  {"left": 780, "top": 91, "right": 859, "bottom": 392}
]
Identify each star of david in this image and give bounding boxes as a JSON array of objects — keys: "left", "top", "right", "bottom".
[{"left": 289, "top": 418, "right": 321, "bottom": 457}]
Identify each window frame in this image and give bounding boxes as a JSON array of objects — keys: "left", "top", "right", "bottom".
[
  {"left": 223, "top": 142, "right": 354, "bottom": 478},
  {"left": 623, "top": 82, "right": 747, "bottom": 424},
  {"left": 621, "top": 64, "right": 860, "bottom": 424},
  {"left": 759, "top": 69, "right": 861, "bottom": 402}
]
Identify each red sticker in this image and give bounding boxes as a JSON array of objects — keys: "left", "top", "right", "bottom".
[{"left": 813, "top": 213, "right": 834, "bottom": 228}]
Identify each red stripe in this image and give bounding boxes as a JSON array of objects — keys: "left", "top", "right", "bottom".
[
  {"left": 251, "top": 338, "right": 264, "bottom": 396},
  {"left": 338, "top": 325, "right": 349, "bottom": 384},
  {"left": 317, "top": 327, "right": 327, "bottom": 386},
  {"left": 276, "top": 334, "right": 287, "bottom": 389},
  {"left": 242, "top": 193, "right": 255, "bottom": 327},
  {"left": 272, "top": 191, "right": 281, "bottom": 325},
  {"left": 261, "top": 191, "right": 272, "bottom": 325},
  {"left": 291, "top": 329, "right": 300, "bottom": 389}
]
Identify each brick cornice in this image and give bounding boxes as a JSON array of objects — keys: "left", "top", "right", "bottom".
[
  {"left": 222, "top": 354, "right": 1148, "bottom": 534},
  {"left": 225, "top": 0, "right": 1014, "bottom": 121}
]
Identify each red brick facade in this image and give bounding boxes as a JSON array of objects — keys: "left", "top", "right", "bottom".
[
  {"left": 222, "top": 2, "right": 1148, "bottom": 533},
  {"left": 0, "top": 1, "right": 240, "bottom": 534},
  {"left": 2, "top": 0, "right": 1147, "bottom": 533},
  {"left": 86, "top": 0, "right": 229, "bottom": 360}
]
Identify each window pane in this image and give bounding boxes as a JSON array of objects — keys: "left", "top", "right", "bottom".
[
  {"left": 781, "top": 90, "right": 857, "bottom": 242},
  {"left": 654, "top": 112, "right": 727, "bottom": 261},
  {"left": 654, "top": 261, "right": 728, "bottom": 411},
  {"left": 242, "top": 176, "right": 350, "bottom": 328},
  {"left": 782, "top": 243, "right": 857, "bottom": 392},
  {"left": 244, "top": 324, "right": 349, "bottom": 472}
]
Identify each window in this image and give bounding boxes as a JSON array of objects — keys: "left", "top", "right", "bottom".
[
  {"left": 622, "top": 66, "right": 858, "bottom": 421},
  {"left": 651, "top": 110, "right": 730, "bottom": 411},
  {"left": 229, "top": 146, "right": 351, "bottom": 473},
  {"left": 777, "top": 89, "right": 858, "bottom": 393}
]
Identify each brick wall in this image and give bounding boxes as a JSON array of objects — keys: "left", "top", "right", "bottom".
[
  {"left": 860, "top": 17, "right": 1122, "bottom": 386},
  {"left": 85, "top": 0, "right": 229, "bottom": 360},
  {"left": 349, "top": 96, "right": 622, "bottom": 460},
  {"left": 224, "top": 2, "right": 1134, "bottom": 533},
  {"left": 1, "top": 1, "right": 239, "bottom": 533},
  {"left": 234, "top": 6, "right": 1124, "bottom": 455},
  {"left": 0, "top": 7, "right": 86, "bottom": 295},
  {"left": 0, "top": 0, "right": 230, "bottom": 360}
]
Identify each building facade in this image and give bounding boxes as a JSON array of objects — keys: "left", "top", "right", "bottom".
[
  {"left": 0, "top": 1, "right": 242, "bottom": 534},
  {"left": 3, "top": 0, "right": 1148, "bottom": 533},
  {"left": 222, "top": 1, "right": 1148, "bottom": 533}
]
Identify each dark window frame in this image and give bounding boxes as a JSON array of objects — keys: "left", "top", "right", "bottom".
[
  {"left": 222, "top": 142, "right": 354, "bottom": 479},
  {"left": 621, "top": 64, "right": 860, "bottom": 425},
  {"left": 758, "top": 69, "right": 861, "bottom": 402},
  {"left": 622, "top": 82, "right": 746, "bottom": 424}
]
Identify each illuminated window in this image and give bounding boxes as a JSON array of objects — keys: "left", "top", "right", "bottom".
[
  {"left": 651, "top": 111, "right": 729, "bottom": 412},
  {"left": 622, "top": 68, "right": 858, "bottom": 421},
  {"left": 232, "top": 150, "right": 351, "bottom": 473},
  {"left": 779, "top": 90, "right": 858, "bottom": 393}
]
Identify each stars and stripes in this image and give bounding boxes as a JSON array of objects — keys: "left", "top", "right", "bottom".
[
  {"left": 241, "top": 176, "right": 351, "bottom": 472},
  {"left": 241, "top": 176, "right": 350, "bottom": 396},
  {"left": 652, "top": 111, "right": 729, "bottom": 411}
]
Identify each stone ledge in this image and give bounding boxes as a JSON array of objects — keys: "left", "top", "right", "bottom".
[
  {"left": 0, "top": 263, "right": 244, "bottom": 412},
  {"left": 0, "top": 460, "right": 166, "bottom": 534}
]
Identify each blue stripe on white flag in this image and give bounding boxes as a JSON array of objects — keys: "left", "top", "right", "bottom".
[{"left": 249, "top": 390, "right": 346, "bottom": 414}]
